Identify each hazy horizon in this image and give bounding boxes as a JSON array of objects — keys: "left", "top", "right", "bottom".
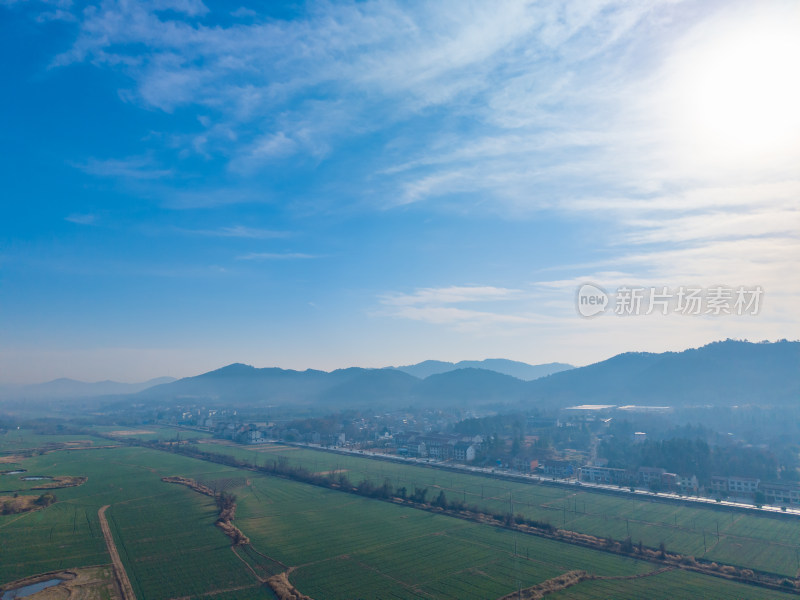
[{"left": 3, "top": 336, "right": 794, "bottom": 386}]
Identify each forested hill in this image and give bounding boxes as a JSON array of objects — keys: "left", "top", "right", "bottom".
[{"left": 523, "top": 339, "right": 800, "bottom": 407}]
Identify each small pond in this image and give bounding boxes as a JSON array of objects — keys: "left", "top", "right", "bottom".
[
  {"left": 1, "top": 578, "right": 66, "bottom": 599},
  {"left": 0, "top": 470, "right": 26, "bottom": 476},
  {"left": 21, "top": 476, "right": 52, "bottom": 481}
]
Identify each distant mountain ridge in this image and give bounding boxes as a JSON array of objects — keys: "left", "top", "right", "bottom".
[
  {"left": 390, "top": 359, "right": 574, "bottom": 381},
  {"left": 7, "top": 340, "right": 796, "bottom": 409},
  {"left": 0, "top": 376, "right": 176, "bottom": 400},
  {"left": 524, "top": 339, "right": 800, "bottom": 406},
  {"left": 129, "top": 340, "right": 799, "bottom": 409}
]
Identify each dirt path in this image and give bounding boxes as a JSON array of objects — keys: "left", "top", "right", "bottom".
[{"left": 98, "top": 505, "right": 137, "bottom": 600}]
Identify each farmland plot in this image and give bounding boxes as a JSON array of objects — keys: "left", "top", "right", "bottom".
[
  {"left": 0, "top": 446, "right": 269, "bottom": 599},
  {"left": 200, "top": 441, "right": 800, "bottom": 576},
  {"left": 234, "top": 472, "right": 794, "bottom": 600}
]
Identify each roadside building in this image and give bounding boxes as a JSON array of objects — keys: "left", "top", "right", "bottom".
[
  {"left": 453, "top": 442, "right": 476, "bottom": 462},
  {"left": 638, "top": 467, "right": 665, "bottom": 486},
  {"left": 579, "top": 465, "right": 631, "bottom": 485},
  {"left": 710, "top": 475, "right": 761, "bottom": 499},
  {"left": 543, "top": 459, "right": 574, "bottom": 478},
  {"left": 760, "top": 482, "right": 800, "bottom": 506},
  {"left": 677, "top": 474, "right": 699, "bottom": 494}
]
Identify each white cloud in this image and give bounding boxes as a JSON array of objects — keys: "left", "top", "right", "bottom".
[
  {"left": 236, "top": 252, "right": 317, "bottom": 261},
  {"left": 77, "top": 155, "right": 172, "bottom": 179},
  {"left": 65, "top": 213, "right": 97, "bottom": 225},
  {"left": 164, "top": 189, "right": 268, "bottom": 209},
  {"left": 51, "top": 0, "right": 667, "bottom": 173},
  {"left": 180, "top": 225, "right": 291, "bottom": 239},
  {"left": 387, "top": 305, "right": 545, "bottom": 330},
  {"left": 42, "top": 0, "right": 800, "bottom": 349},
  {"left": 377, "top": 285, "right": 551, "bottom": 333},
  {"left": 380, "top": 285, "right": 523, "bottom": 306},
  {"left": 231, "top": 7, "right": 255, "bottom": 19}
]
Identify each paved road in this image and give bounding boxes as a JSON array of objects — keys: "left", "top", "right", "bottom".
[{"left": 285, "top": 442, "right": 800, "bottom": 518}]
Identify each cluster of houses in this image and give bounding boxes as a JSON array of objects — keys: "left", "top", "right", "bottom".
[
  {"left": 576, "top": 464, "right": 699, "bottom": 494},
  {"left": 185, "top": 412, "right": 800, "bottom": 508},
  {"left": 710, "top": 476, "right": 800, "bottom": 506},
  {"left": 568, "top": 464, "right": 800, "bottom": 505},
  {"left": 392, "top": 431, "right": 483, "bottom": 462}
]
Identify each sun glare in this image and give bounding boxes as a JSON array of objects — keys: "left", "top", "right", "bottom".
[{"left": 664, "top": 11, "right": 800, "bottom": 171}]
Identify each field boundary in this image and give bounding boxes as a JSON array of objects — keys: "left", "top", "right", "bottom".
[
  {"left": 98, "top": 505, "right": 137, "bottom": 600},
  {"left": 99, "top": 434, "right": 800, "bottom": 596},
  {"left": 163, "top": 475, "right": 312, "bottom": 599}
]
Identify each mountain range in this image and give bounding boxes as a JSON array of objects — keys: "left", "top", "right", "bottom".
[
  {"left": 0, "top": 376, "right": 177, "bottom": 400},
  {"left": 3, "top": 340, "right": 797, "bottom": 409},
  {"left": 390, "top": 359, "right": 573, "bottom": 380},
  {"left": 127, "top": 340, "right": 799, "bottom": 409}
]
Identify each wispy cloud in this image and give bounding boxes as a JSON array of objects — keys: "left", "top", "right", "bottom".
[
  {"left": 230, "top": 7, "right": 256, "bottom": 19},
  {"left": 49, "top": 1, "right": 668, "bottom": 177},
  {"left": 378, "top": 285, "right": 548, "bottom": 332},
  {"left": 179, "top": 225, "right": 291, "bottom": 239},
  {"left": 236, "top": 252, "right": 317, "bottom": 261},
  {"left": 380, "top": 285, "right": 522, "bottom": 306},
  {"left": 163, "top": 189, "right": 269, "bottom": 209},
  {"left": 76, "top": 156, "right": 172, "bottom": 180},
  {"left": 65, "top": 213, "right": 97, "bottom": 225},
  {"left": 387, "top": 305, "right": 545, "bottom": 329}
]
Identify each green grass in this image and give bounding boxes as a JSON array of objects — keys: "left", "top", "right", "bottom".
[
  {"left": 2, "top": 435, "right": 797, "bottom": 599},
  {"left": 236, "top": 474, "right": 655, "bottom": 599},
  {"left": 90, "top": 425, "right": 213, "bottom": 442},
  {"left": 235, "top": 469, "right": 794, "bottom": 599},
  {"left": 548, "top": 569, "right": 797, "bottom": 599},
  {"left": 192, "top": 441, "right": 800, "bottom": 577},
  {"left": 0, "top": 429, "right": 105, "bottom": 453},
  {"left": 0, "top": 446, "right": 269, "bottom": 598}
]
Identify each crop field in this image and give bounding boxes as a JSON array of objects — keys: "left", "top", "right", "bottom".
[
  {"left": 0, "top": 445, "right": 269, "bottom": 599},
  {"left": 195, "top": 440, "right": 800, "bottom": 577},
  {"left": 91, "top": 425, "right": 213, "bottom": 442},
  {"left": 234, "top": 466, "right": 794, "bottom": 600},
  {"left": 0, "top": 429, "right": 106, "bottom": 453},
  {"left": 547, "top": 568, "right": 797, "bottom": 600},
  {"left": 2, "top": 435, "right": 797, "bottom": 599},
  {"left": 236, "top": 473, "right": 647, "bottom": 598}
]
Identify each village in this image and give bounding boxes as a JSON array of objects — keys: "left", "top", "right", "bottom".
[{"left": 158, "top": 402, "right": 800, "bottom": 508}]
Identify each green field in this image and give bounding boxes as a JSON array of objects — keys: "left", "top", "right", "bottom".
[
  {"left": 0, "top": 429, "right": 107, "bottom": 452},
  {"left": 0, "top": 446, "right": 269, "bottom": 598},
  {"left": 236, "top": 475, "right": 653, "bottom": 599},
  {"left": 190, "top": 440, "right": 800, "bottom": 577},
  {"left": 2, "top": 437, "right": 797, "bottom": 599},
  {"left": 90, "top": 425, "right": 214, "bottom": 442},
  {"left": 548, "top": 569, "right": 797, "bottom": 600}
]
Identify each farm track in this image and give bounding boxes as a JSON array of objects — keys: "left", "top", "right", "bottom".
[{"left": 98, "top": 505, "right": 137, "bottom": 600}]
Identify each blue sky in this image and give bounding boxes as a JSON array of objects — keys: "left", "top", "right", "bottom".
[{"left": 1, "top": 0, "right": 798, "bottom": 383}]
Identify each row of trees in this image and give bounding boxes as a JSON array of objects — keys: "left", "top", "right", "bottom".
[{"left": 135, "top": 438, "right": 558, "bottom": 534}]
